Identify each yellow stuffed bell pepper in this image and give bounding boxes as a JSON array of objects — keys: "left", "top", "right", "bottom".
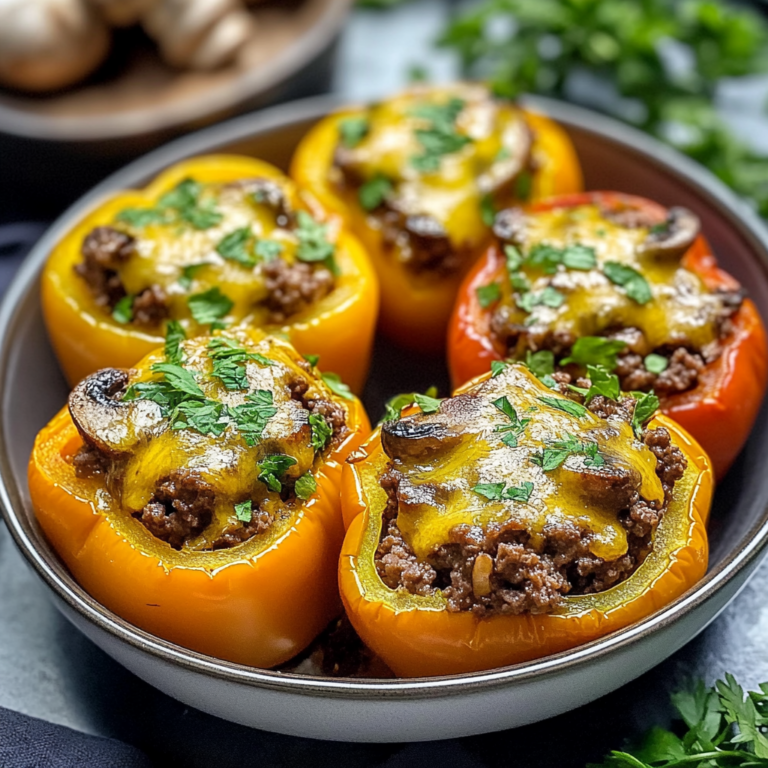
[
  {"left": 339, "top": 364, "right": 712, "bottom": 677},
  {"left": 29, "top": 328, "right": 370, "bottom": 668},
  {"left": 291, "top": 82, "right": 583, "bottom": 352},
  {"left": 42, "top": 154, "right": 378, "bottom": 392}
]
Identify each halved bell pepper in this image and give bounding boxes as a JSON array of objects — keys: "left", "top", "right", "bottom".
[
  {"left": 448, "top": 191, "right": 768, "bottom": 479},
  {"left": 339, "top": 369, "right": 712, "bottom": 678},
  {"left": 291, "top": 83, "right": 582, "bottom": 352},
  {"left": 28, "top": 329, "right": 370, "bottom": 668},
  {"left": 42, "top": 154, "right": 379, "bottom": 392}
]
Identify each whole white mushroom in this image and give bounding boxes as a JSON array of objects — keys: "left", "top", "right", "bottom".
[{"left": 0, "top": 0, "right": 110, "bottom": 92}]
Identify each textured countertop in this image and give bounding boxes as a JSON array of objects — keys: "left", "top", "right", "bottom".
[{"left": 2, "top": 3, "right": 768, "bottom": 765}]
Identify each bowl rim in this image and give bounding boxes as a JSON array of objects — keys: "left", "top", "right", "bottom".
[
  {"left": 0, "top": 0, "right": 352, "bottom": 143},
  {"left": 3, "top": 93, "right": 768, "bottom": 699}
]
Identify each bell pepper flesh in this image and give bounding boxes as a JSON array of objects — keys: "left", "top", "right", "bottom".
[{"left": 42, "top": 154, "right": 379, "bottom": 393}]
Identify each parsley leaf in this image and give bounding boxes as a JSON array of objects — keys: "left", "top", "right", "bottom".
[
  {"left": 228, "top": 390, "right": 278, "bottom": 446},
  {"left": 295, "top": 211, "right": 339, "bottom": 275},
  {"left": 538, "top": 395, "right": 588, "bottom": 419},
  {"left": 257, "top": 454, "right": 297, "bottom": 493},
  {"left": 409, "top": 97, "right": 471, "bottom": 172},
  {"left": 303, "top": 353, "right": 320, "bottom": 367},
  {"left": 112, "top": 295, "right": 134, "bottom": 324},
  {"left": 116, "top": 208, "right": 165, "bottom": 227},
  {"left": 414, "top": 392, "right": 441, "bottom": 413},
  {"left": 631, "top": 391, "right": 660, "bottom": 435},
  {"left": 255, "top": 239, "right": 283, "bottom": 261},
  {"left": 206, "top": 337, "right": 260, "bottom": 391},
  {"left": 322, "top": 372, "right": 354, "bottom": 401},
  {"left": 504, "top": 244, "right": 523, "bottom": 272},
  {"left": 309, "top": 413, "right": 333, "bottom": 451},
  {"left": 517, "top": 286, "right": 564, "bottom": 312},
  {"left": 493, "top": 395, "right": 531, "bottom": 447},
  {"left": 476, "top": 282, "right": 501, "bottom": 308},
  {"left": 526, "top": 242, "right": 596, "bottom": 274},
  {"left": 216, "top": 228, "right": 257, "bottom": 267},
  {"left": 359, "top": 174, "right": 393, "bottom": 211},
  {"left": 170, "top": 399, "right": 227, "bottom": 436},
  {"left": 490, "top": 360, "right": 507, "bottom": 377},
  {"left": 339, "top": 116, "right": 369, "bottom": 148},
  {"left": 295, "top": 473, "right": 318, "bottom": 500},
  {"left": 234, "top": 499, "right": 253, "bottom": 523},
  {"left": 187, "top": 287, "right": 234, "bottom": 325},
  {"left": 532, "top": 434, "right": 605, "bottom": 471},
  {"left": 604, "top": 261, "right": 653, "bottom": 304},
  {"left": 380, "top": 386, "right": 439, "bottom": 422},
  {"left": 149, "top": 362, "right": 204, "bottom": 399},
  {"left": 178, "top": 262, "right": 208, "bottom": 290},
  {"left": 644, "top": 353, "right": 669, "bottom": 374},
  {"left": 525, "top": 349, "right": 555, "bottom": 379},
  {"left": 560, "top": 337, "right": 627, "bottom": 371},
  {"left": 582, "top": 365, "right": 621, "bottom": 402},
  {"left": 561, "top": 243, "right": 597, "bottom": 270},
  {"left": 473, "top": 482, "right": 505, "bottom": 500},
  {"left": 480, "top": 194, "right": 496, "bottom": 226},
  {"left": 164, "top": 320, "right": 186, "bottom": 366}
]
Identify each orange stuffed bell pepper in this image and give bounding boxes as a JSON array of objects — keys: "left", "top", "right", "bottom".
[
  {"left": 291, "top": 82, "right": 582, "bottom": 352},
  {"left": 29, "top": 328, "right": 370, "bottom": 668},
  {"left": 339, "top": 364, "right": 712, "bottom": 678},
  {"left": 448, "top": 191, "right": 768, "bottom": 479},
  {"left": 42, "top": 154, "right": 378, "bottom": 392}
]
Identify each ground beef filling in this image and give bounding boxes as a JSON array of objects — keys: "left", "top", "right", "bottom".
[
  {"left": 262, "top": 259, "right": 335, "bottom": 324},
  {"left": 491, "top": 290, "right": 743, "bottom": 397},
  {"left": 75, "top": 225, "right": 170, "bottom": 327},
  {"left": 373, "top": 396, "right": 687, "bottom": 616}
]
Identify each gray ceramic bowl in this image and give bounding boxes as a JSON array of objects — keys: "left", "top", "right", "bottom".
[{"left": 2, "top": 95, "right": 768, "bottom": 743}]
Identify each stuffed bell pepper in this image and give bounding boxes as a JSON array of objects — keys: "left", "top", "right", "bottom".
[
  {"left": 291, "top": 83, "right": 582, "bottom": 351},
  {"left": 340, "top": 364, "right": 712, "bottom": 677},
  {"left": 448, "top": 192, "right": 768, "bottom": 478},
  {"left": 29, "top": 328, "right": 370, "bottom": 668},
  {"left": 42, "top": 154, "right": 378, "bottom": 392}
]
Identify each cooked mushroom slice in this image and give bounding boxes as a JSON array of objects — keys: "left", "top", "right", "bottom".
[
  {"left": 381, "top": 407, "right": 469, "bottom": 460},
  {"left": 637, "top": 207, "right": 700, "bottom": 260},
  {"left": 493, "top": 207, "right": 527, "bottom": 245},
  {"left": 68, "top": 368, "right": 163, "bottom": 456}
]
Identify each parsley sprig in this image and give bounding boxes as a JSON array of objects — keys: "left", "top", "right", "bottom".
[
  {"left": 381, "top": 386, "right": 440, "bottom": 422},
  {"left": 591, "top": 675, "right": 768, "bottom": 767},
  {"left": 295, "top": 211, "right": 339, "bottom": 276},
  {"left": 437, "top": 0, "right": 768, "bottom": 217},
  {"left": 473, "top": 480, "right": 533, "bottom": 503},
  {"left": 492, "top": 395, "right": 531, "bottom": 447},
  {"left": 532, "top": 434, "right": 605, "bottom": 471},
  {"left": 409, "top": 97, "right": 471, "bottom": 172},
  {"left": 207, "top": 337, "right": 272, "bottom": 392}
]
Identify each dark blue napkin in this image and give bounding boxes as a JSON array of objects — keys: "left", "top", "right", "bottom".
[{"left": 0, "top": 223, "right": 152, "bottom": 767}]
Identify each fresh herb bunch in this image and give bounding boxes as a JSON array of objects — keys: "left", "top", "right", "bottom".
[
  {"left": 591, "top": 674, "right": 768, "bottom": 767},
  {"left": 438, "top": 0, "right": 768, "bottom": 216}
]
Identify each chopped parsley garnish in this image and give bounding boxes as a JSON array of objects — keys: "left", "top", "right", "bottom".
[
  {"left": 358, "top": 174, "right": 393, "bottom": 211},
  {"left": 493, "top": 395, "right": 531, "bottom": 447},
  {"left": 532, "top": 433, "right": 605, "bottom": 471},
  {"left": 480, "top": 194, "right": 496, "bottom": 226},
  {"left": 321, "top": 372, "right": 354, "bottom": 401},
  {"left": 560, "top": 336, "right": 627, "bottom": 371},
  {"left": 473, "top": 480, "right": 533, "bottom": 503},
  {"left": 571, "top": 365, "right": 621, "bottom": 403},
  {"left": 170, "top": 399, "right": 227, "bottom": 436},
  {"left": 414, "top": 392, "right": 441, "bottom": 414},
  {"left": 303, "top": 353, "right": 320, "bottom": 367},
  {"left": 409, "top": 97, "right": 471, "bottom": 172},
  {"left": 207, "top": 337, "right": 271, "bottom": 392},
  {"left": 187, "top": 287, "right": 233, "bottom": 326},
  {"left": 631, "top": 391, "right": 660, "bottom": 435},
  {"left": 509, "top": 270, "right": 531, "bottom": 293},
  {"left": 338, "top": 116, "right": 369, "bottom": 148},
  {"left": 234, "top": 499, "right": 253, "bottom": 523},
  {"left": 525, "top": 242, "right": 597, "bottom": 274},
  {"left": 255, "top": 239, "right": 283, "bottom": 261},
  {"left": 381, "top": 386, "right": 439, "bottom": 422},
  {"left": 257, "top": 453, "right": 297, "bottom": 493},
  {"left": 112, "top": 295, "right": 134, "bottom": 324},
  {"left": 295, "top": 473, "right": 318, "bottom": 501},
  {"left": 644, "top": 353, "right": 669, "bottom": 374},
  {"left": 227, "top": 390, "right": 278, "bottom": 446},
  {"left": 164, "top": 320, "right": 186, "bottom": 366},
  {"left": 150, "top": 362, "right": 204, "bottom": 399},
  {"left": 216, "top": 227, "right": 257, "bottom": 268},
  {"left": 309, "top": 413, "right": 333, "bottom": 451},
  {"left": 490, "top": 360, "right": 507, "bottom": 377},
  {"left": 118, "top": 178, "right": 222, "bottom": 232},
  {"left": 504, "top": 244, "right": 523, "bottom": 271},
  {"left": 603, "top": 261, "right": 653, "bottom": 304},
  {"left": 178, "top": 262, "right": 208, "bottom": 290},
  {"left": 295, "top": 211, "right": 339, "bottom": 275},
  {"left": 476, "top": 281, "right": 501, "bottom": 308},
  {"left": 525, "top": 349, "right": 555, "bottom": 380},
  {"left": 517, "top": 286, "right": 564, "bottom": 312},
  {"left": 538, "top": 395, "right": 588, "bottom": 419}
]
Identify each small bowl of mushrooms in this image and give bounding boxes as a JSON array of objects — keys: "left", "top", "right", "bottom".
[{"left": 0, "top": 0, "right": 352, "bottom": 212}]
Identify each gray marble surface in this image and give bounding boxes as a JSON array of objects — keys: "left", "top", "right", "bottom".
[{"left": 3, "top": 3, "right": 768, "bottom": 766}]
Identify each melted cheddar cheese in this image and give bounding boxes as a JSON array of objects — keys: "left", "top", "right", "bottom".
[
  {"left": 385, "top": 365, "right": 663, "bottom": 562},
  {"left": 336, "top": 83, "right": 532, "bottom": 252},
  {"left": 498, "top": 204, "right": 723, "bottom": 350}
]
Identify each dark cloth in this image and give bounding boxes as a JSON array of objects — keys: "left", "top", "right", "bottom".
[{"left": 0, "top": 706, "right": 151, "bottom": 768}]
